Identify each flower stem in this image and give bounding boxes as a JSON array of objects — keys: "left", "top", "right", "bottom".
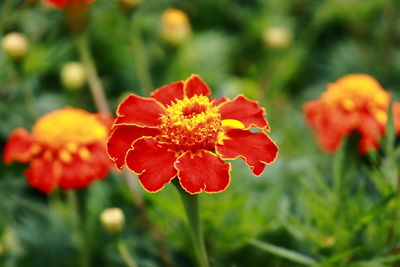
[
  {"left": 116, "top": 238, "right": 138, "bottom": 267},
  {"left": 75, "top": 33, "right": 110, "bottom": 114},
  {"left": 67, "top": 190, "right": 89, "bottom": 267},
  {"left": 173, "top": 180, "right": 210, "bottom": 267},
  {"left": 130, "top": 18, "right": 154, "bottom": 95},
  {"left": 0, "top": 0, "right": 13, "bottom": 33},
  {"left": 122, "top": 168, "right": 144, "bottom": 210},
  {"left": 12, "top": 62, "right": 39, "bottom": 121}
]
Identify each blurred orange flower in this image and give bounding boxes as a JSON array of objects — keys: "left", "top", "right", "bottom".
[
  {"left": 392, "top": 102, "right": 400, "bottom": 136},
  {"left": 107, "top": 74, "right": 278, "bottom": 194},
  {"left": 160, "top": 8, "right": 191, "bottom": 45},
  {"left": 304, "top": 74, "right": 390, "bottom": 153},
  {"left": 3, "top": 107, "right": 114, "bottom": 193}
]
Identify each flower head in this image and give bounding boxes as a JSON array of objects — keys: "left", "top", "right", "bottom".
[
  {"left": 100, "top": 207, "right": 125, "bottom": 233},
  {"left": 30, "top": 0, "right": 93, "bottom": 8},
  {"left": 107, "top": 74, "right": 278, "bottom": 194},
  {"left": 61, "top": 61, "right": 86, "bottom": 90},
  {"left": 3, "top": 107, "right": 114, "bottom": 193},
  {"left": 160, "top": 8, "right": 191, "bottom": 45},
  {"left": 2, "top": 32, "right": 29, "bottom": 60},
  {"left": 304, "top": 74, "right": 390, "bottom": 153},
  {"left": 392, "top": 102, "right": 400, "bottom": 136},
  {"left": 263, "top": 26, "right": 293, "bottom": 50}
]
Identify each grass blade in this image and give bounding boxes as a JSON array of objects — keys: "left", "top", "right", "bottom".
[{"left": 249, "top": 239, "right": 318, "bottom": 266}]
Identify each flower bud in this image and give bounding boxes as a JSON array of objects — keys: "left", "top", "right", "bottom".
[
  {"left": 118, "top": 0, "right": 142, "bottom": 14},
  {"left": 160, "top": 8, "right": 191, "bottom": 46},
  {"left": 60, "top": 62, "right": 86, "bottom": 90},
  {"left": 263, "top": 26, "right": 293, "bottom": 49},
  {"left": 2, "top": 32, "right": 29, "bottom": 60},
  {"left": 100, "top": 208, "right": 125, "bottom": 233}
]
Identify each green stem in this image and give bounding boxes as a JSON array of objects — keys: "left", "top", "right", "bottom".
[
  {"left": 20, "top": 76, "right": 39, "bottom": 120},
  {"left": 130, "top": 19, "right": 154, "bottom": 95},
  {"left": 75, "top": 34, "right": 110, "bottom": 114},
  {"left": 116, "top": 238, "right": 138, "bottom": 267},
  {"left": 121, "top": 168, "right": 144, "bottom": 210},
  {"left": 332, "top": 140, "right": 346, "bottom": 197},
  {"left": 0, "top": 0, "right": 13, "bottom": 33},
  {"left": 67, "top": 191, "right": 89, "bottom": 267},
  {"left": 13, "top": 62, "right": 39, "bottom": 120},
  {"left": 173, "top": 180, "right": 210, "bottom": 267}
]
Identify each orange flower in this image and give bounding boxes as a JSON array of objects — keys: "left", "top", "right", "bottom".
[
  {"left": 304, "top": 74, "right": 390, "bottom": 153},
  {"left": 392, "top": 102, "right": 400, "bottom": 135},
  {"left": 107, "top": 74, "right": 278, "bottom": 194},
  {"left": 160, "top": 8, "right": 191, "bottom": 45},
  {"left": 3, "top": 107, "right": 114, "bottom": 193}
]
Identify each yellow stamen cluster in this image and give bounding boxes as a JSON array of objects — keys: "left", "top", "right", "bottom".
[
  {"left": 322, "top": 74, "right": 390, "bottom": 124},
  {"left": 160, "top": 95, "right": 222, "bottom": 150},
  {"left": 31, "top": 107, "right": 107, "bottom": 162}
]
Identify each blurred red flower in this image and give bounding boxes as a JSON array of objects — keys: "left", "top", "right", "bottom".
[
  {"left": 29, "top": 0, "right": 93, "bottom": 8},
  {"left": 3, "top": 107, "right": 114, "bottom": 193},
  {"left": 304, "top": 74, "right": 390, "bottom": 154},
  {"left": 107, "top": 74, "right": 278, "bottom": 194},
  {"left": 392, "top": 102, "right": 400, "bottom": 136}
]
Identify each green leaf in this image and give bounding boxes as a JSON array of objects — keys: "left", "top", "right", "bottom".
[{"left": 249, "top": 239, "right": 318, "bottom": 266}]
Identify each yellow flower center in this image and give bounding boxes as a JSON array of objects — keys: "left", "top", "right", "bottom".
[
  {"left": 32, "top": 107, "right": 107, "bottom": 149},
  {"left": 322, "top": 74, "right": 389, "bottom": 124},
  {"left": 160, "top": 95, "right": 222, "bottom": 150}
]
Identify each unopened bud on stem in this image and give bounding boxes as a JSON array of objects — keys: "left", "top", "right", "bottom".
[
  {"left": 100, "top": 208, "right": 125, "bottom": 234},
  {"left": 118, "top": 0, "right": 142, "bottom": 14},
  {"left": 263, "top": 26, "right": 293, "bottom": 49},
  {"left": 160, "top": 8, "right": 191, "bottom": 46},
  {"left": 2, "top": 32, "right": 29, "bottom": 60},
  {"left": 61, "top": 62, "right": 86, "bottom": 90}
]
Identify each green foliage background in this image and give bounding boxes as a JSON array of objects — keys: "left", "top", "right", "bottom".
[{"left": 1, "top": 0, "right": 400, "bottom": 266}]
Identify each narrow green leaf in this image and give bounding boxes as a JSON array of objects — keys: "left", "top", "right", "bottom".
[{"left": 249, "top": 239, "right": 318, "bottom": 266}]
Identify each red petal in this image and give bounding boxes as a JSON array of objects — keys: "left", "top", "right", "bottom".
[
  {"left": 107, "top": 125, "right": 160, "bottom": 170},
  {"left": 304, "top": 101, "right": 342, "bottom": 152},
  {"left": 303, "top": 101, "right": 354, "bottom": 152},
  {"left": 114, "top": 94, "right": 164, "bottom": 127},
  {"left": 357, "top": 114, "right": 382, "bottom": 154},
  {"left": 59, "top": 144, "right": 112, "bottom": 190},
  {"left": 216, "top": 129, "right": 278, "bottom": 176},
  {"left": 45, "top": 0, "right": 67, "bottom": 8},
  {"left": 125, "top": 138, "right": 178, "bottom": 193},
  {"left": 184, "top": 74, "right": 212, "bottom": 98},
  {"left": 58, "top": 156, "right": 92, "bottom": 189},
  {"left": 393, "top": 102, "right": 400, "bottom": 135},
  {"left": 175, "top": 150, "right": 231, "bottom": 194},
  {"left": 219, "top": 95, "right": 270, "bottom": 130},
  {"left": 87, "top": 142, "right": 114, "bottom": 179},
  {"left": 25, "top": 157, "right": 61, "bottom": 193},
  {"left": 96, "top": 112, "right": 115, "bottom": 130},
  {"left": 151, "top": 81, "right": 185, "bottom": 106},
  {"left": 3, "top": 128, "right": 33, "bottom": 164},
  {"left": 211, "top": 96, "right": 229, "bottom": 107}
]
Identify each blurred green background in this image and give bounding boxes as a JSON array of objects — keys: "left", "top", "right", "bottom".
[{"left": 1, "top": 0, "right": 400, "bottom": 266}]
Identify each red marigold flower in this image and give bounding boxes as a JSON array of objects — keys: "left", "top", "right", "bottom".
[
  {"left": 29, "top": 0, "right": 93, "bottom": 8},
  {"left": 107, "top": 74, "right": 278, "bottom": 194},
  {"left": 304, "top": 74, "right": 390, "bottom": 154},
  {"left": 3, "top": 107, "right": 114, "bottom": 193},
  {"left": 392, "top": 102, "right": 400, "bottom": 136}
]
